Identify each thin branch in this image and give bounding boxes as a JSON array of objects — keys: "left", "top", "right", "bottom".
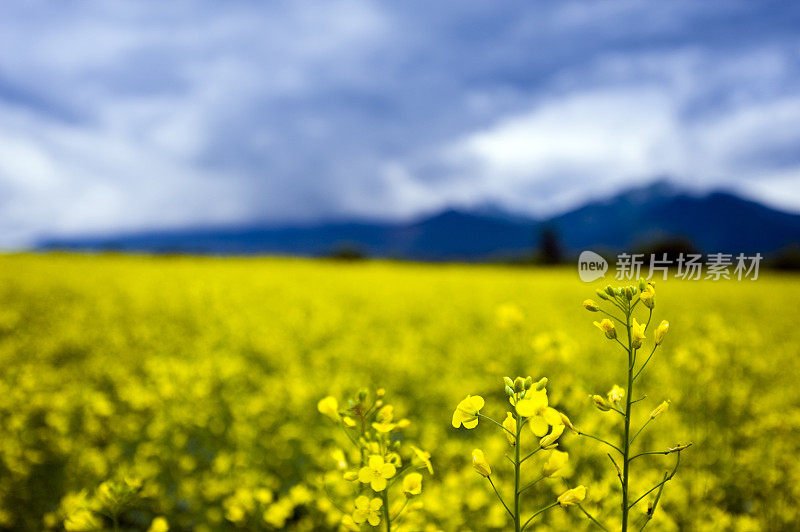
[
  {"left": 520, "top": 502, "right": 559, "bottom": 531},
  {"left": 578, "top": 504, "right": 609, "bottom": 531},
  {"left": 629, "top": 443, "right": 693, "bottom": 462},
  {"left": 517, "top": 476, "right": 544, "bottom": 495},
  {"left": 577, "top": 431, "right": 623, "bottom": 455},
  {"left": 633, "top": 345, "right": 658, "bottom": 382},
  {"left": 519, "top": 446, "right": 542, "bottom": 464},
  {"left": 487, "top": 476, "right": 514, "bottom": 519},
  {"left": 629, "top": 418, "right": 653, "bottom": 447},
  {"left": 628, "top": 452, "right": 682, "bottom": 510},
  {"left": 607, "top": 453, "right": 623, "bottom": 485},
  {"left": 639, "top": 471, "right": 667, "bottom": 531},
  {"left": 478, "top": 413, "right": 517, "bottom": 438}
]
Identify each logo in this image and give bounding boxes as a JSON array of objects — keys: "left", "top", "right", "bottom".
[{"left": 578, "top": 251, "right": 608, "bottom": 282}]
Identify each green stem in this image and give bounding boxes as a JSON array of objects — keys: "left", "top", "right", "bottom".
[
  {"left": 599, "top": 309, "right": 626, "bottom": 325},
  {"left": 517, "top": 476, "right": 544, "bottom": 495},
  {"left": 629, "top": 418, "right": 652, "bottom": 447},
  {"left": 577, "top": 431, "right": 623, "bottom": 455},
  {"left": 519, "top": 446, "right": 542, "bottom": 463},
  {"left": 514, "top": 412, "right": 522, "bottom": 532},
  {"left": 622, "top": 301, "right": 634, "bottom": 532},
  {"left": 633, "top": 345, "right": 658, "bottom": 382},
  {"left": 520, "top": 502, "right": 558, "bottom": 531},
  {"left": 382, "top": 489, "right": 391, "bottom": 532},
  {"left": 487, "top": 476, "right": 514, "bottom": 518},
  {"left": 578, "top": 504, "right": 609, "bottom": 531},
  {"left": 478, "top": 413, "right": 516, "bottom": 438}
]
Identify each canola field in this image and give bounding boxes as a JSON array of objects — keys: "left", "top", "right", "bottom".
[{"left": 0, "top": 253, "right": 798, "bottom": 531}]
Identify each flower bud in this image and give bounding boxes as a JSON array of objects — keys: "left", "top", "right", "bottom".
[
  {"left": 502, "top": 413, "right": 517, "bottom": 446},
  {"left": 472, "top": 449, "right": 491, "bottom": 477},
  {"left": 535, "top": 377, "right": 548, "bottom": 391},
  {"left": 605, "top": 285, "right": 615, "bottom": 296},
  {"left": 654, "top": 320, "right": 669, "bottom": 345},
  {"left": 591, "top": 395, "right": 611, "bottom": 411},
  {"left": 503, "top": 377, "right": 514, "bottom": 389},
  {"left": 650, "top": 400, "right": 670, "bottom": 419},
  {"left": 582, "top": 299, "right": 600, "bottom": 312},
  {"left": 376, "top": 388, "right": 386, "bottom": 398},
  {"left": 595, "top": 289, "right": 609, "bottom": 300},
  {"left": 524, "top": 376, "right": 533, "bottom": 390},
  {"left": 505, "top": 385, "right": 514, "bottom": 397},
  {"left": 639, "top": 278, "right": 646, "bottom": 291},
  {"left": 343, "top": 471, "right": 358, "bottom": 481},
  {"left": 513, "top": 377, "right": 525, "bottom": 393},
  {"left": 625, "top": 287, "right": 633, "bottom": 300},
  {"left": 559, "top": 412, "right": 578, "bottom": 433}
]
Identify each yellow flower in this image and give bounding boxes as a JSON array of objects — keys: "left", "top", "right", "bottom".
[
  {"left": 342, "top": 416, "right": 356, "bottom": 428},
  {"left": 593, "top": 319, "right": 617, "bottom": 339},
  {"left": 515, "top": 389, "right": 563, "bottom": 437},
  {"left": 654, "top": 320, "right": 669, "bottom": 345},
  {"left": 372, "top": 405, "right": 396, "bottom": 432},
  {"left": 542, "top": 450, "right": 569, "bottom": 477},
  {"left": 503, "top": 412, "right": 517, "bottom": 446},
  {"left": 452, "top": 395, "right": 484, "bottom": 429},
  {"left": 650, "top": 400, "right": 670, "bottom": 419},
  {"left": 358, "top": 455, "right": 397, "bottom": 491},
  {"left": 591, "top": 394, "right": 611, "bottom": 411},
  {"left": 410, "top": 446, "right": 434, "bottom": 475},
  {"left": 343, "top": 471, "right": 358, "bottom": 481},
  {"left": 340, "top": 515, "right": 360, "bottom": 532},
  {"left": 402, "top": 472, "right": 422, "bottom": 495},
  {"left": 331, "top": 449, "right": 347, "bottom": 470},
  {"left": 607, "top": 385, "right": 625, "bottom": 406},
  {"left": 317, "top": 396, "right": 339, "bottom": 422},
  {"left": 583, "top": 299, "right": 600, "bottom": 312},
  {"left": 352, "top": 495, "right": 382, "bottom": 526},
  {"left": 557, "top": 485, "right": 587, "bottom": 506},
  {"left": 147, "top": 517, "right": 169, "bottom": 532},
  {"left": 631, "top": 318, "right": 646, "bottom": 349},
  {"left": 640, "top": 283, "right": 655, "bottom": 308},
  {"left": 539, "top": 424, "right": 565, "bottom": 448},
  {"left": 472, "top": 449, "right": 491, "bottom": 477}
]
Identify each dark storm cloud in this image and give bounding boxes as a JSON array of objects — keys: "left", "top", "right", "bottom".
[{"left": 1, "top": 1, "right": 800, "bottom": 246}]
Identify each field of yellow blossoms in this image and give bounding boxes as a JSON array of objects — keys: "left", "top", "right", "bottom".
[{"left": 0, "top": 253, "right": 798, "bottom": 531}]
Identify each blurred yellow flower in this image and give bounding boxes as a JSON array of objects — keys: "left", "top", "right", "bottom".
[
  {"left": 402, "top": 472, "right": 422, "bottom": 495},
  {"left": 557, "top": 485, "right": 586, "bottom": 506},
  {"left": 147, "top": 517, "right": 169, "bottom": 532},
  {"left": 594, "top": 319, "right": 617, "bottom": 339},
  {"left": 542, "top": 450, "right": 569, "bottom": 477},
  {"left": 472, "top": 449, "right": 491, "bottom": 477},
  {"left": 410, "top": 446, "right": 434, "bottom": 475},
  {"left": 352, "top": 495, "right": 382, "bottom": 526},
  {"left": 358, "top": 455, "right": 396, "bottom": 491},
  {"left": 317, "top": 396, "right": 340, "bottom": 422},
  {"left": 452, "top": 395, "right": 484, "bottom": 429},
  {"left": 607, "top": 385, "right": 625, "bottom": 406}
]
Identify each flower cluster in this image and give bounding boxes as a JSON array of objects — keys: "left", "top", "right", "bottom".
[
  {"left": 582, "top": 279, "right": 691, "bottom": 531},
  {"left": 452, "top": 376, "right": 587, "bottom": 530},
  {"left": 319, "top": 389, "right": 431, "bottom": 530}
]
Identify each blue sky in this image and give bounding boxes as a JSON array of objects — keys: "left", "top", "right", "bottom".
[{"left": 2, "top": 1, "right": 800, "bottom": 247}]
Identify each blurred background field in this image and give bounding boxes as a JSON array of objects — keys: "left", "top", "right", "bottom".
[{"left": 0, "top": 253, "right": 798, "bottom": 531}]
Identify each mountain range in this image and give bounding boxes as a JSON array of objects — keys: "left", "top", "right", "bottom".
[{"left": 39, "top": 181, "right": 800, "bottom": 261}]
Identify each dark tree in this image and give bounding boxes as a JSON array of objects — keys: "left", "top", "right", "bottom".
[{"left": 538, "top": 224, "right": 563, "bottom": 264}]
